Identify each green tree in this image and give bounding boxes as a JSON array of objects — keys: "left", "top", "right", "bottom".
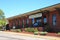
[{"left": 0, "top": 9, "right": 6, "bottom": 28}]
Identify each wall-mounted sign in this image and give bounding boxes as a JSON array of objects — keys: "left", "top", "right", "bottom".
[{"left": 29, "top": 13, "right": 42, "bottom": 18}]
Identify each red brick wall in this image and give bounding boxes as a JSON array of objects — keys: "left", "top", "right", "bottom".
[
  {"left": 46, "top": 10, "right": 60, "bottom": 32},
  {"left": 8, "top": 10, "right": 60, "bottom": 32}
]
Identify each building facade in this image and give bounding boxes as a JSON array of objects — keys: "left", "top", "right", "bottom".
[{"left": 7, "top": 3, "right": 60, "bottom": 32}]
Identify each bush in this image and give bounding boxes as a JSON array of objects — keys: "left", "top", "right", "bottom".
[
  {"left": 0, "top": 27, "right": 2, "bottom": 31},
  {"left": 11, "top": 29, "right": 21, "bottom": 32},
  {"left": 28, "top": 28, "right": 34, "bottom": 32},
  {"left": 57, "top": 32, "right": 60, "bottom": 35},
  {"left": 34, "top": 32, "right": 38, "bottom": 35},
  {"left": 34, "top": 28, "right": 38, "bottom": 32},
  {"left": 11, "top": 29, "right": 16, "bottom": 32},
  {"left": 25, "top": 28, "right": 38, "bottom": 32},
  {"left": 15, "top": 29, "right": 21, "bottom": 32},
  {"left": 25, "top": 28, "right": 29, "bottom": 32},
  {"left": 39, "top": 31, "right": 48, "bottom": 35}
]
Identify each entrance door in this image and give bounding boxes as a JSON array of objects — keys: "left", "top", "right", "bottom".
[{"left": 33, "top": 17, "right": 42, "bottom": 27}]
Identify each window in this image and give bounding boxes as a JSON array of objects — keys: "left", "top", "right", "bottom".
[
  {"left": 32, "top": 18, "right": 35, "bottom": 24},
  {"left": 52, "top": 14, "right": 56, "bottom": 26},
  {"left": 26, "top": 19, "right": 29, "bottom": 24},
  {"left": 43, "top": 16, "right": 47, "bottom": 24},
  {"left": 32, "top": 18, "right": 35, "bottom": 27},
  {"left": 26, "top": 19, "right": 29, "bottom": 27},
  {"left": 22, "top": 20, "right": 24, "bottom": 27},
  {"left": 36, "top": 19, "right": 42, "bottom": 26},
  {"left": 13, "top": 20, "right": 16, "bottom": 26},
  {"left": 18, "top": 20, "right": 20, "bottom": 25},
  {"left": 33, "top": 17, "right": 42, "bottom": 27},
  {"left": 33, "top": 19, "right": 40, "bottom": 27}
]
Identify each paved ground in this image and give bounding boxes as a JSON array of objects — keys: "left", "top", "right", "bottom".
[{"left": 0, "top": 31, "right": 60, "bottom": 40}]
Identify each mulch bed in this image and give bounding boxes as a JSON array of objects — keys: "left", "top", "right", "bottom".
[
  {"left": 46, "top": 33, "right": 59, "bottom": 37},
  {"left": 19, "top": 32, "right": 60, "bottom": 37}
]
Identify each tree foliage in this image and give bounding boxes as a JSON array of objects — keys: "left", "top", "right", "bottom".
[{"left": 0, "top": 9, "right": 6, "bottom": 26}]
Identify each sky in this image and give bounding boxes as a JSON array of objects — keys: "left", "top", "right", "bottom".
[{"left": 0, "top": 0, "right": 60, "bottom": 18}]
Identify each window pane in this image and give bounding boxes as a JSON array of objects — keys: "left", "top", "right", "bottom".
[
  {"left": 52, "top": 14, "right": 56, "bottom": 26},
  {"left": 27, "top": 19, "right": 29, "bottom": 24},
  {"left": 32, "top": 18, "right": 34, "bottom": 24},
  {"left": 44, "top": 18, "right": 47, "bottom": 24},
  {"left": 23, "top": 20, "right": 24, "bottom": 27}
]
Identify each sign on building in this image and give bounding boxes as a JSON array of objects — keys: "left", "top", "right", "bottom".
[{"left": 29, "top": 13, "right": 42, "bottom": 18}]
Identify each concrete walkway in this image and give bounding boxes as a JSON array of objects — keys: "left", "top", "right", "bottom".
[{"left": 0, "top": 31, "right": 60, "bottom": 40}]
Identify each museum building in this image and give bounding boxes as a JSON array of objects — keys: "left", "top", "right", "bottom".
[{"left": 7, "top": 3, "right": 60, "bottom": 32}]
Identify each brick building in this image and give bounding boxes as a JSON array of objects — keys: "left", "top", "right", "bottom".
[{"left": 7, "top": 3, "right": 60, "bottom": 32}]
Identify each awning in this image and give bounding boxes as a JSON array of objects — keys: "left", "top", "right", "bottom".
[{"left": 29, "top": 13, "right": 42, "bottom": 18}]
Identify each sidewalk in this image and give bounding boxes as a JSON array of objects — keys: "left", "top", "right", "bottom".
[{"left": 3, "top": 31, "right": 60, "bottom": 40}]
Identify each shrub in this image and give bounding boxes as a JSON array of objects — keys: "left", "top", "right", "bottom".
[
  {"left": 11, "top": 29, "right": 16, "bottom": 32},
  {"left": 11, "top": 29, "right": 21, "bottom": 32},
  {"left": 34, "top": 28, "right": 38, "bottom": 32},
  {"left": 25, "top": 28, "right": 30, "bottom": 32},
  {"left": 0, "top": 27, "right": 2, "bottom": 31},
  {"left": 15, "top": 29, "right": 21, "bottom": 32},
  {"left": 34, "top": 32, "right": 38, "bottom": 35},
  {"left": 27, "top": 28, "right": 34, "bottom": 32},
  {"left": 25, "top": 28, "right": 39, "bottom": 32},
  {"left": 25, "top": 28, "right": 35, "bottom": 32},
  {"left": 39, "top": 31, "right": 48, "bottom": 35},
  {"left": 57, "top": 32, "right": 60, "bottom": 35}
]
